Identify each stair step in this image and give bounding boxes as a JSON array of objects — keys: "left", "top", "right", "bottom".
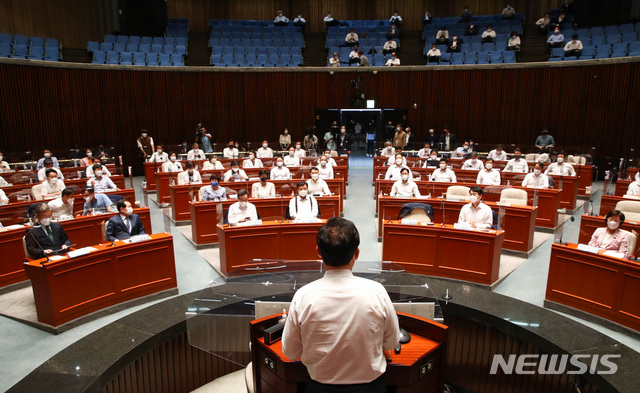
[
  {"left": 62, "top": 48, "right": 90, "bottom": 63},
  {"left": 186, "top": 31, "right": 212, "bottom": 66}
]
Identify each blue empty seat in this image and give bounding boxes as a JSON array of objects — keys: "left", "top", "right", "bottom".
[
  {"left": 463, "top": 52, "right": 477, "bottom": 64},
  {"left": 176, "top": 37, "right": 187, "bottom": 46},
  {"left": 606, "top": 34, "right": 620, "bottom": 44},
  {"left": 595, "top": 45, "right": 610, "bottom": 58},
  {"left": 628, "top": 42, "right": 640, "bottom": 56},
  {"left": 119, "top": 52, "right": 133, "bottom": 65},
  {"left": 116, "top": 35, "right": 129, "bottom": 44},
  {"left": 46, "top": 38, "right": 60, "bottom": 49},
  {"left": 88, "top": 41, "right": 101, "bottom": 53},
  {"left": 291, "top": 54, "right": 302, "bottom": 65},
  {"left": 580, "top": 46, "right": 596, "bottom": 59},
  {"left": 548, "top": 56, "right": 563, "bottom": 62},
  {"left": 603, "top": 25, "right": 618, "bottom": 35},
  {"left": 146, "top": 54, "right": 159, "bottom": 66},
  {"left": 12, "top": 44, "right": 29, "bottom": 57},
  {"left": 487, "top": 51, "right": 502, "bottom": 62},
  {"left": 257, "top": 54, "right": 268, "bottom": 65},
  {"left": 140, "top": 36, "right": 152, "bottom": 45},
  {"left": 619, "top": 24, "right": 634, "bottom": 34},
  {"left": 439, "top": 52, "right": 452, "bottom": 63},
  {"left": 129, "top": 36, "right": 141, "bottom": 45},
  {"left": 222, "top": 56, "right": 235, "bottom": 65},
  {"left": 590, "top": 27, "right": 603, "bottom": 36},
  {"left": 152, "top": 37, "right": 164, "bottom": 45},
  {"left": 621, "top": 33, "right": 637, "bottom": 43},
  {"left": 212, "top": 46, "right": 224, "bottom": 56},
  {"left": 101, "top": 42, "right": 113, "bottom": 51},
  {"left": 502, "top": 51, "right": 516, "bottom": 63},
  {"left": 590, "top": 35, "right": 605, "bottom": 46},
  {"left": 158, "top": 53, "right": 172, "bottom": 65},
  {"left": 477, "top": 52, "right": 490, "bottom": 64},
  {"left": 0, "top": 33, "right": 12, "bottom": 44},
  {"left": 151, "top": 44, "right": 163, "bottom": 53},
  {"left": 14, "top": 35, "right": 30, "bottom": 45},
  {"left": 30, "top": 37, "right": 44, "bottom": 47},
  {"left": 138, "top": 44, "right": 151, "bottom": 53},
  {"left": 113, "top": 43, "right": 126, "bottom": 52},
  {"left": 171, "top": 54, "right": 184, "bottom": 66},
  {"left": 92, "top": 50, "right": 106, "bottom": 63},
  {"left": 28, "top": 46, "right": 45, "bottom": 59},
  {"left": 44, "top": 48, "right": 59, "bottom": 61},
  {"left": 165, "top": 37, "right": 175, "bottom": 46},
  {"left": 0, "top": 43, "right": 11, "bottom": 55},
  {"left": 126, "top": 43, "right": 138, "bottom": 52},
  {"left": 132, "top": 52, "right": 146, "bottom": 65},
  {"left": 210, "top": 54, "right": 223, "bottom": 64},
  {"left": 611, "top": 43, "right": 628, "bottom": 57},
  {"left": 104, "top": 34, "right": 116, "bottom": 43},
  {"left": 106, "top": 51, "right": 119, "bottom": 64},
  {"left": 550, "top": 48, "right": 564, "bottom": 58}
]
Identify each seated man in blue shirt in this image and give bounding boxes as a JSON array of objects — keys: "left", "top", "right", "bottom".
[
  {"left": 202, "top": 174, "right": 227, "bottom": 201},
  {"left": 546, "top": 28, "right": 564, "bottom": 50},
  {"left": 82, "top": 186, "right": 114, "bottom": 215}
]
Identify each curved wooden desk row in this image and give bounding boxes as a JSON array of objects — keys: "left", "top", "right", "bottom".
[
  {"left": 157, "top": 172, "right": 346, "bottom": 206},
  {"left": 375, "top": 180, "right": 561, "bottom": 228},
  {"left": 545, "top": 243, "right": 640, "bottom": 332},
  {"left": 615, "top": 179, "right": 635, "bottom": 197},
  {"left": 382, "top": 222, "right": 504, "bottom": 286},
  {"left": 24, "top": 232, "right": 176, "bottom": 327},
  {"left": 377, "top": 196, "right": 536, "bottom": 253},
  {"left": 0, "top": 207, "right": 152, "bottom": 289},
  {"left": 0, "top": 163, "right": 117, "bottom": 181},
  {"left": 250, "top": 312, "right": 448, "bottom": 393},
  {"left": 144, "top": 157, "right": 349, "bottom": 191},
  {"left": 0, "top": 175, "right": 126, "bottom": 200},
  {"left": 578, "top": 214, "right": 640, "bottom": 257},
  {"left": 599, "top": 194, "right": 640, "bottom": 216}
]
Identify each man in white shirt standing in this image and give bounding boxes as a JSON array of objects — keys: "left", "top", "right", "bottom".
[
  {"left": 284, "top": 147, "right": 301, "bottom": 167},
  {"left": 282, "top": 217, "right": 400, "bottom": 393},
  {"left": 227, "top": 189, "right": 258, "bottom": 224},
  {"left": 385, "top": 154, "right": 411, "bottom": 180},
  {"left": 288, "top": 181, "right": 319, "bottom": 220},
  {"left": 306, "top": 167, "right": 331, "bottom": 195},
  {"left": 462, "top": 152, "right": 484, "bottom": 171},
  {"left": 430, "top": 159, "right": 457, "bottom": 182},
  {"left": 476, "top": 158, "right": 501, "bottom": 185},
  {"left": 523, "top": 162, "right": 550, "bottom": 188},
  {"left": 256, "top": 140, "right": 274, "bottom": 158},
  {"left": 458, "top": 186, "right": 493, "bottom": 229},
  {"left": 223, "top": 140, "right": 239, "bottom": 159},
  {"left": 545, "top": 153, "right": 576, "bottom": 176},
  {"left": 390, "top": 168, "right": 420, "bottom": 197},
  {"left": 487, "top": 145, "right": 508, "bottom": 161},
  {"left": 47, "top": 187, "right": 75, "bottom": 219},
  {"left": 503, "top": 148, "right": 528, "bottom": 173},
  {"left": 187, "top": 143, "right": 206, "bottom": 161},
  {"left": 243, "top": 153, "right": 263, "bottom": 168},
  {"left": 271, "top": 156, "right": 292, "bottom": 180}
]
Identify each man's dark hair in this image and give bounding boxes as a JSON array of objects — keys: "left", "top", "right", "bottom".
[
  {"left": 400, "top": 167, "right": 410, "bottom": 174},
  {"left": 230, "top": 160, "right": 239, "bottom": 167},
  {"left": 471, "top": 152, "right": 478, "bottom": 158},
  {"left": 83, "top": 186, "right": 95, "bottom": 194},
  {"left": 470, "top": 186, "right": 484, "bottom": 196},
  {"left": 358, "top": 50, "right": 363, "bottom": 55},
  {"left": 296, "top": 180, "right": 306, "bottom": 189},
  {"left": 92, "top": 163, "right": 102, "bottom": 171},
  {"left": 116, "top": 198, "right": 129, "bottom": 211},
  {"left": 238, "top": 189, "right": 248, "bottom": 198},
  {"left": 210, "top": 173, "right": 221, "bottom": 182},
  {"left": 258, "top": 169, "right": 268, "bottom": 177},
  {"left": 535, "top": 162, "right": 545, "bottom": 170},
  {"left": 514, "top": 147, "right": 521, "bottom": 153},
  {"left": 317, "top": 217, "right": 360, "bottom": 267},
  {"left": 45, "top": 168, "right": 57, "bottom": 178},
  {"left": 61, "top": 188, "right": 74, "bottom": 197},
  {"left": 185, "top": 161, "right": 195, "bottom": 169},
  {"left": 35, "top": 203, "right": 51, "bottom": 217},
  {"left": 310, "top": 167, "right": 319, "bottom": 172},
  {"left": 604, "top": 210, "right": 625, "bottom": 225}
]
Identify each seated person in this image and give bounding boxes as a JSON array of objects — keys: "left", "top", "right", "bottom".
[
  {"left": 383, "top": 39, "right": 397, "bottom": 55},
  {"left": 502, "top": 4, "right": 516, "bottom": 19},
  {"left": 86, "top": 165, "right": 117, "bottom": 192},
  {"left": 344, "top": 29, "right": 359, "bottom": 46},
  {"left": 387, "top": 147, "right": 407, "bottom": 167},
  {"left": 423, "top": 151, "right": 441, "bottom": 167},
  {"left": 274, "top": 10, "right": 289, "bottom": 26},
  {"left": 455, "top": 141, "right": 473, "bottom": 158},
  {"left": 41, "top": 168, "right": 66, "bottom": 199},
  {"left": 243, "top": 152, "right": 263, "bottom": 168},
  {"left": 563, "top": 34, "right": 583, "bottom": 57},
  {"left": 0, "top": 151, "right": 10, "bottom": 171},
  {"left": 588, "top": 210, "right": 629, "bottom": 254},
  {"left": 476, "top": 158, "right": 501, "bottom": 185},
  {"left": 271, "top": 157, "right": 292, "bottom": 180},
  {"left": 80, "top": 151, "right": 93, "bottom": 167},
  {"left": 545, "top": 153, "right": 576, "bottom": 176},
  {"left": 280, "top": 129, "right": 292, "bottom": 150},
  {"left": 465, "top": 20, "right": 478, "bottom": 36},
  {"left": 536, "top": 13, "right": 551, "bottom": 34},
  {"left": 547, "top": 28, "right": 565, "bottom": 49},
  {"left": 105, "top": 199, "right": 146, "bottom": 241},
  {"left": 252, "top": 170, "right": 276, "bottom": 198},
  {"left": 458, "top": 186, "right": 493, "bottom": 229},
  {"left": 329, "top": 52, "right": 341, "bottom": 67},
  {"left": 162, "top": 152, "right": 183, "bottom": 172},
  {"left": 284, "top": 147, "right": 301, "bottom": 167},
  {"left": 426, "top": 44, "right": 441, "bottom": 63},
  {"left": 306, "top": 167, "right": 331, "bottom": 195},
  {"left": 348, "top": 44, "right": 361, "bottom": 64},
  {"left": 462, "top": 152, "right": 484, "bottom": 171},
  {"left": 0, "top": 175, "right": 8, "bottom": 187},
  {"left": 503, "top": 148, "right": 528, "bottom": 173},
  {"left": 390, "top": 168, "right": 420, "bottom": 197},
  {"left": 82, "top": 186, "right": 114, "bottom": 214},
  {"left": 37, "top": 158, "right": 64, "bottom": 181},
  {"left": 387, "top": 23, "right": 400, "bottom": 40},
  {"left": 293, "top": 14, "right": 306, "bottom": 29},
  {"left": 36, "top": 149, "right": 59, "bottom": 170},
  {"left": 177, "top": 161, "right": 202, "bottom": 185},
  {"left": 320, "top": 150, "right": 337, "bottom": 166},
  {"left": 380, "top": 141, "right": 395, "bottom": 157},
  {"left": 522, "top": 163, "right": 549, "bottom": 188},
  {"left": 459, "top": 7, "right": 472, "bottom": 23},
  {"left": 25, "top": 203, "right": 70, "bottom": 258},
  {"left": 317, "top": 156, "right": 335, "bottom": 179},
  {"left": 507, "top": 31, "right": 521, "bottom": 51},
  {"left": 487, "top": 145, "right": 508, "bottom": 161},
  {"left": 149, "top": 145, "right": 169, "bottom": 163},
  {"left": 481, "top": 25, "right": 497, "bottom": 43},
  {"left": 288, "top": 181, "right": 319, "bottom": 220},
  {"left": 423, "top": 11, "right": 432, "bottom": 26},
  {"left": 627, "top": 176, "right": 640, "bottom": 196},
  {"left": 223, "top": 160, "right": 249, "bottom": 182},
  {"left": 187, "top": 143, "right": 206, "bottom": 161},
  {"left": 435, "top": 27, "right": 449, "bottom": 45},
  {"left": 223, "top": 140, "right": 239, "bottom": 159},
  {"left": 47, "top": 187, "right": 75, "bottom": 219},
  {"left": 294, "top": 142, "right": 306, "bottom": 157},
  {"left": 202, "top": 174, "right": 226, "bottom": 201},
  {"left": 256, "top": 140, "right": 274, "bottom": 158},
  {"left": 203, "top": 156, "right": 224, "bottom": 170},
  {"left": 324, "top": 12, "right": 339, "bottom": 28},
  {"left": 385, "top": 52, "right": 401, "bottom": 66},
  {"left": 417, "top": 143, "right": 432, "bottom": 158},
  {"left": 385, "top": 154, "right": 411, "bottom": 180},
  {"left": 447, "top": 35, "right": 463, "bottom": 52},
  {"left": 85, "top": 157, "right": 112, "bottom": 178},
  {"left": 227, "top": 189, "right": 258, "bottom": 224},
  {"left": 430, "top": 159, "right": 457, "bottom": 182}
]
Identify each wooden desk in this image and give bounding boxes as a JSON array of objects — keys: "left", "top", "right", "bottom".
[
  {"left": 375, "top": 180, "right": 560, "bottom": 228},
  {"left": 382, "top": 222, "right": 504, "bottom": 285},
  {"left": 545, "top": 243, "right": 640, "bottom": 333},
  {"left": 377, "top": 196, "right": 536, "bottom": 253},
  {"left": 250, "top": 312, "right": 447, "bottom": 393},
  {"left": 24, "top": 233, "right": 176, "bottom": 326},
  {"left": 1, "top": 175, "right": 126, "bottom": 199},
  {"left": 615, "top": 179, "right": 633, "bottom": 196},
  {"left": 576, "top": 165, "right": 594, "bottom": 197},
  {"left": 577, "top": 214, "right": 640, "bottom": 257},
  {"left": 598, "top": 195, "right": 640, "bottom": 216},
  {"left": 217, "top": 220, "right": 325, "bottom": 274},
  {"left": 0, "top": 225, "right": 29, "bottom": 287}
]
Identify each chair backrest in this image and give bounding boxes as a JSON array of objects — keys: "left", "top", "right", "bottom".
[
  {"left": 22, "top": 236, "right": 36, "bottom": 260},
  {"left": 404, "top": 208, "right": 432, "bottom": 223},
  {"left": 615, "top": 200, "right": 640, "bottom": 222},
  {"left": 446, "top": 185, "right": 470, "bottom": 201},
  {"left": 619, "top": 229, "right": 638, "bottom": 257},
  {"left": 525, "top": 153, "right": 540, "bottom": 162},
  {"left": 198, "top": 185, "right": 208, "bottom": 200},
  {"left": 102, "top": 220, "right": 109, "bottom": 241},
  {"left": 500, "top": 188, "right": 528, "bottom": 205},
  {"left": 31, "top": 184, "right": 43, "bottom": 200}
]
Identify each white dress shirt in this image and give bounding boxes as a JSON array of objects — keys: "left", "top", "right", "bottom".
[
  {"left": 458, "top": 202, "right": 493, "bottom": 228},
  {"left": 426, "top": 48, "right": 441, "bottom": 57},
  {"left": 384, "top": 165, "right": 412, "bottom": 180},
  {"left": 317, "top": 165, "right": 334, "bottom": 179},
  {"left": 149, "top": 151, "right": 169, "bottom": 162},
  {"left": 223, "top": 147, "right": 239, "bottom": 159},
  {"left": 284, "top": 155, "right": 301, "bottom": 167},
  {"left": 387, "top": 156, "right": 407, "bottom": 167},
  {"left": 0, "top": 188, "right": 7, "bottom": 203},
  {"left": 282, "top": 269, "right": 400, "bottom": 384},
  {"left": 87, "top": 176, "right": 117, "bottom": 192},
  {"left": 37, "top": 168, "right": 64, "bottom": 182},
  {"left": 430, "top": 167, "right": 457, "bottom": 182},
  {"left": 564, "top": 40, "right": 583, "bottom": 51},
  {"left": 306, "top": 178, "right": 330, "bottom": 195},
  {"left": 270, "top": 166, "right": 291, "bottom": 180},
  {"left": 383, "top": 41, "right": 397, "bottom": 51},
  {"left": 522, "top": 172, "right": 549, "bottom": 188},
  {"left": 294, "top": 148, "right": 306, "bottom": 158},
  {"left": 545, "top": 162, "right": 576, "bottom": 176},
  {"left": 256, "top": 147, "right": 273, "bottom": 158},
  {"left": 0, "top": 160, "right": 10, "bottom": 172},
  {"left": 380, "top": 147, "right": 395, "bottom": 157},
  {"left": 461, "top": 159, "right": 484, "bottom": 171},
  {"left": 504, "top": 158, "right": 528, "bottom": 173},
  {"left": 288, "top": 195, "right": 318, "bottom": 219},
  {"left": 390, "top": 179, "right": 420, "bottom": 197},
  {"left": 202, "top": 160, "right": 224, "bottom": 170},
  {"left": 417, "top": 148, "right": 431, "bottom": 158},
  {"left": 477, "top": 169, "right": 501, "bottom": 185},
  {"left": 177, "top": 170, "right": 202, "bottom": 185},
  {"left": 86, "top": 165, "right": 112, "bottom": 178},
  {"left": 627, "top": 181, "right": 640, "bottom": 196},
  {"left": 187, "top": 149, "right": 206, "bottom": 161},
  {"left": 48, "top": 197, "right": 73, "bottom": 218},
  {"left": 227, "top": 201, "right": 258, "bottom": 224},
  {"left": 242, "top": 158, "right": 264, "bottom": 168},
  {"left": 162, "top": 161, "right": 183, "bottom": 173},
  {"left": 385, "top": 57, "right": 401, "bottom": 66},
  {"left": 487, "top": 149, "right": 507, "bottom": 161},
  {"left": 41, "top": 179, "right": 65, "bottom": 197},
  {"left": 223, "top": 168, "right": 249, "bottom": 182},
  {"left": 252, "top": 182, "right": 276, "bottom": 198}
]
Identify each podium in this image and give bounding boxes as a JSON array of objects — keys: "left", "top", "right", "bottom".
[{"left": 249, "top": 312, "right": 448, "bottom": 393}]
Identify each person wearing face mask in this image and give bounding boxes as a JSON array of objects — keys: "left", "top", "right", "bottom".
[
  {"left": 162, "top": 153, "right": 184, "bottom": 173},
  {"left": 392, "top": 125, "right": 406, "bottom": 149},
  {"left": 386, "top": 147, "right": 407, "bottom": 166},
  {"left": 202, "top": 174, "right": 227, "bottom": 201},
  {"left": 438, "top": 126, "right": 457, "bottom": 151},
  {"left": 82, "top": 186, "right": 114, "bottom": 215},
  {"left": 487, "top": 145, "right": 507, "bottom": 161},
  {"left": 430, "top": 159, "right": 457, "bottom": 182},
  {"left": 270, "top": 156, "right": 292, "bottom": 180},
  {"left": 37, "top": 158, "right": 65, "bottom": 181},
  {"left": 80, "top": 149, "right": 94, "bottom": 167},
  {"left": 223, "top": 160, "right": 249, "bottom": 182},
  {"left": 187, "top": 142, "right": 206, "bottom": 161},
  {"left": 203, "top": 156, "right": 224, "bottom": 170},
  {"left": 137, "top": 130, "right": 155, "bottom": 163},
  {"left": 47, "top": 188, "right": 75, "bottom": 219},
  {"left": 87, "top": 164, "right": 118, "bottom": 192},
  {"left": 227, "top": 189, "right": 258, "bottom": 225},
  {"left": 149, "top": 144, "right": 169, "bottom": 163},
  {"left": 284, "top": 147, "right": 302, "bottom": 167},
  {"left": 456, "top": 141, "right": 473, "bottom": 159},
  {"left": 337, "top": 126, "right": 352, "bottom": 154},
  {"left": 306, "top": 167, "right": 331, "bottom": 195},
  {"left": 257, "top": 140, "right": 274, "bottom": 158},
  {"left": 0, "top": 151, "right": 9, "bottom": 172},
  {"left": 545, "top": 153, "right": 576, "bottom": 176},
  {"left": 522, "top": 163, "right": 549, "bottom": 189},
  {"left": 481, "top": 25, "right": 496, "bottom": 44},
  {"left": 588, "top": 210, "right": 630, "bottom": 254},
  {"left": 252, "top": 170, "right": 276, "bottom": 198},
  {"left": 417, "top": 143, "right": 432, "bottom": 159},
  {"left": 288, "top": 182, "right": 319, "bottom": 220},
  {"left": 85, "top": 157, "right": 112, "bottom": 178},
  {"left": 320, "top": 150, "right": 338, "bottom": 167},
  {"left": 626, "top": 173, "right": 640, "bottom": 196},
  {"left": 41, "top": 168, "right": 66, "bottom": 199},
  {"left": 243, "top": 152, "right": 263, "bottom": 168},
  {"left": 503, "top": 148, "right": 528, "bottom": 173},
  {"left": 458, "top": 187, "right": 493, "bottom": 229},
  {"left": 423, "top": 151, "right": 441, "bottom": 168},
  {"left": 476, "top": 158, "right": 501, "bottom": 185},
  {"left": 25, "top": 203, "right": 71, "bottom": 258},
  {"left": 546, "top": 28, "right": 565, "bottom": 51},
  {"left": 105, "top": 199, "right": 146, "bottom": 241},
  {"left": 280, "top": 128, "right": 292, "bottom": 150},
  {"left": 385, "top": 154, "right": 412, "bottom": 180},
  {"left": 36, "top": 149, "right": 59, "bottom": 170},
  {"left": 380, "top": 141, "right": 396, "bottom": 158},
  {"left": 177, "top": 161, "right": 202, "bottom": 185},
  {"left": 425, "top": 128, "right": 438, "bottom": 148},
  {"left": 390, "top": 168, "right": 420, "bottom": 197},
  {"left": 223, "top": 140, "right": 239, "bottom": 159},
  {"left": 294, "top": 142, "right": 306, "bottom": 157},
  {"left": 317, "top": 155, "right": 335, "bottom": 180},
  {"left": 461, "top": 152, "right": 484, "bottom": 171}
]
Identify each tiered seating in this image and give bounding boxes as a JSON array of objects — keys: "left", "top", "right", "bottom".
[
  {"left": 548, "top": 22, "right": 639, "bottom": 61},
  {"left": 325, "top": 21, "right": 398, "bottom": 67},
  {"left": 0, "top": 33, "right": 61, "bottom": 61},
  {"left": 208, "top": 20, "right": 304, "bottom": 67},
  {"left": 88, "top": 18, "right": 187, "bottom": 66}
]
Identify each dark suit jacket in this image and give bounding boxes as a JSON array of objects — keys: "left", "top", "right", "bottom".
[
  {"left": 25, "top": 223, "right": 71, "bottom": 259},
  {"left": 105, "top": 213, "right": 146, "bottom": 241},
  {"left": 425, "top": 133, "right": 439, "bottom": 147},
  {"left": 438, "top": 133, "right": 458, "bottom": 150},
  {"left": 398, "top": 203, "right": 435, "bottom": 221},
  {"left": 338, "top": 134, "right": 352, "bottom": 151},
  {"left": 406, "top": 133, "right": 416, "bottom": 149}
]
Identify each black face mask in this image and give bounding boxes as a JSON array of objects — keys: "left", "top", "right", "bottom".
[
  {"left": 229, "top": 145, "right": 234, "bottom": 148},
  {"left": 260, "top": 177, "right": 268, "bottom": 182}
]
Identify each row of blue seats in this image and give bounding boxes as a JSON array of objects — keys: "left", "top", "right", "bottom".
[
  {"left": 326, "top": 38, "right": 398, "bottom": 48},
  {"left": 424, "top": 42, "right": 515, "bottom": 53},
  {"left": 0, "top": 33, "right": 60, "bottom": 48},
  {"left": 328, "top": 53, "right": 395, "bottom": 66},
  {"left": 424, "top": 27, "right": 521, "bottom": 40},
  {"left": 428, "top": 13, "right": 524, "bottom": 25},
  {"left": 550, "top": 33, "right": 639, "bottom": 46},
  {"left": 88, "top": 42, "right": 187, "bottom": 56},
  {"left": 549, "top": 43, "right": 640, "bottom": 59},
  {"left": 327, "top": 31, "right": 390, "bottom": 40},
  {"left": 208, "top": 38, "right": 304, "bottom": 48},
  {"left": 167, "top": 18, "right": 188, "bottom": 25},
  {"left": 327, "top": 26, "right": 391, "bottom": 35},
  {"left": 210, "top": 20, "right": 302, "bottom": 30},
  {"left": 0, "top": 44, "right": 60, "bottom": 61},
  {"left": 103, "top": 35, "right": 187, "bottom": 46},
  {"left": 210, "top": 54, "right": 302, "bottom": 66},
  {"left": 211, "top": 31, "right": 302, "bottom": 38},
  {"left": 429, "top": 51, "right": 516, "bottom": 65},
  {"left": 425, "top": 20, "right": 521, "bottom": 31},
  {"left": 326, "top": 20, "right": 392, "bottom": 28},
  {"left": 92, "top": 52, "right": 184, "bottom": 66},
  {"left": 211, "top": 46, "right": 302, "bottom": 56},
  {"left": 564, "top": 23, "right": 640, "bottom": 37},
  {"left": 329, "top": 47, "right": 395, "bottom": 58}
]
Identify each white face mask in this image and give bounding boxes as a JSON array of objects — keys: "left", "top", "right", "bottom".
[
  {"left": 485, "top": 163, "right": 493, "bottom": 170},
  {"left": 125, "top": 207, "right": 133, "bottom": 215},
  {"left": 289, "top": 151, "right": 295, "bottom": 156},
  {"left": 49, "top": 178, "right": 58, "bottom": 184},
  {"left": 431, "top": 155, "right": 437, "bottom": 160},
  {"left": 557, "top": 157, "right": 564, "bottom": 163},
  {"left": 170, "top": 156, "right": 176, "bottom": 162},
  {"left": 429, "top": 130, "right": 434, "bottom": 134},
  {"left": 296, "top": 145, "right": 301, "bottom": 149},
  {"left": 320, "top": 161, "right": 327, "bottom": 166},
  {"left": 395, "top": 159, "right": 402, "bottom": 166},
  {"left": 534, "top": 169, "right": 542, "bottom": 175},
  {"left": 607, "top": 221, "right": 619, "bottom": 230},
  {"left": 277, "top": 161, "right": 283, "bottom": 167},
  {"left": 249, "top": 155, "right": 255, "bottom": 160},
  {"left": 157, "top": 150, "right": 163, "bottom": 154},
  {"left": 471, "top": 158, "right": 477, "bottom": 163},
  {"left": 470, "top": 195, "right": 479, "bottom": 204},
  {"left": 284, "top": 131, "right": 288, "bottom": 134},
  {"left": 95, "top": 170, "right": 103, "bottom": 177},
  {"left": 464, "top": 145, "right": 469, "bottom": 150},
  {"left": 141, "top": 133, "right": 148, "bottom": 138},
  {"left": 298, "top": 189, "right": 307, "bottom": 197},
  {"left": 239, "top": 201, "right": 248, "bottom": 209},
  {"left": 263, "top": 143, "right": 268, "bottom": 148},
  {"left": 40, "top": 218, "right": 52, "bottom": 226},
  {"left": 311, "top": 173, "right": 319, "bottom": 180},
  {"left": 44, "top": 153, "right": 51, "bottom": 158},
  {"left": 440, "top": 163, "right": 446, "bottom": 169},
  {"left": 86, "top": 152, "right": 92, "bottom": 157},
  {"left": 401, "top": 174, "right": 409, "bottom": 181}
]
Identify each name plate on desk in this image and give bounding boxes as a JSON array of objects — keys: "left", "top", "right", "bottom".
[
  {"left": 68, "top": 247, "right": 97, "bottom": 259},
  {"left": 237, "top": 220, "right": 263, "bottom": 227},
  {"left": 453, "top": 223, "right": 474, "bottom": 230},
  {"left": 400, "top": 218, "right": 418, "bottom": 225},
  {"left": 293, "top": 217, "right": 320, "bottom": 223},
  {"left": 577, "top": 243, "right": 599, "bottom": 254},
  {"left": 128, "top": 234, "right": 151, "bottom": 243}
]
